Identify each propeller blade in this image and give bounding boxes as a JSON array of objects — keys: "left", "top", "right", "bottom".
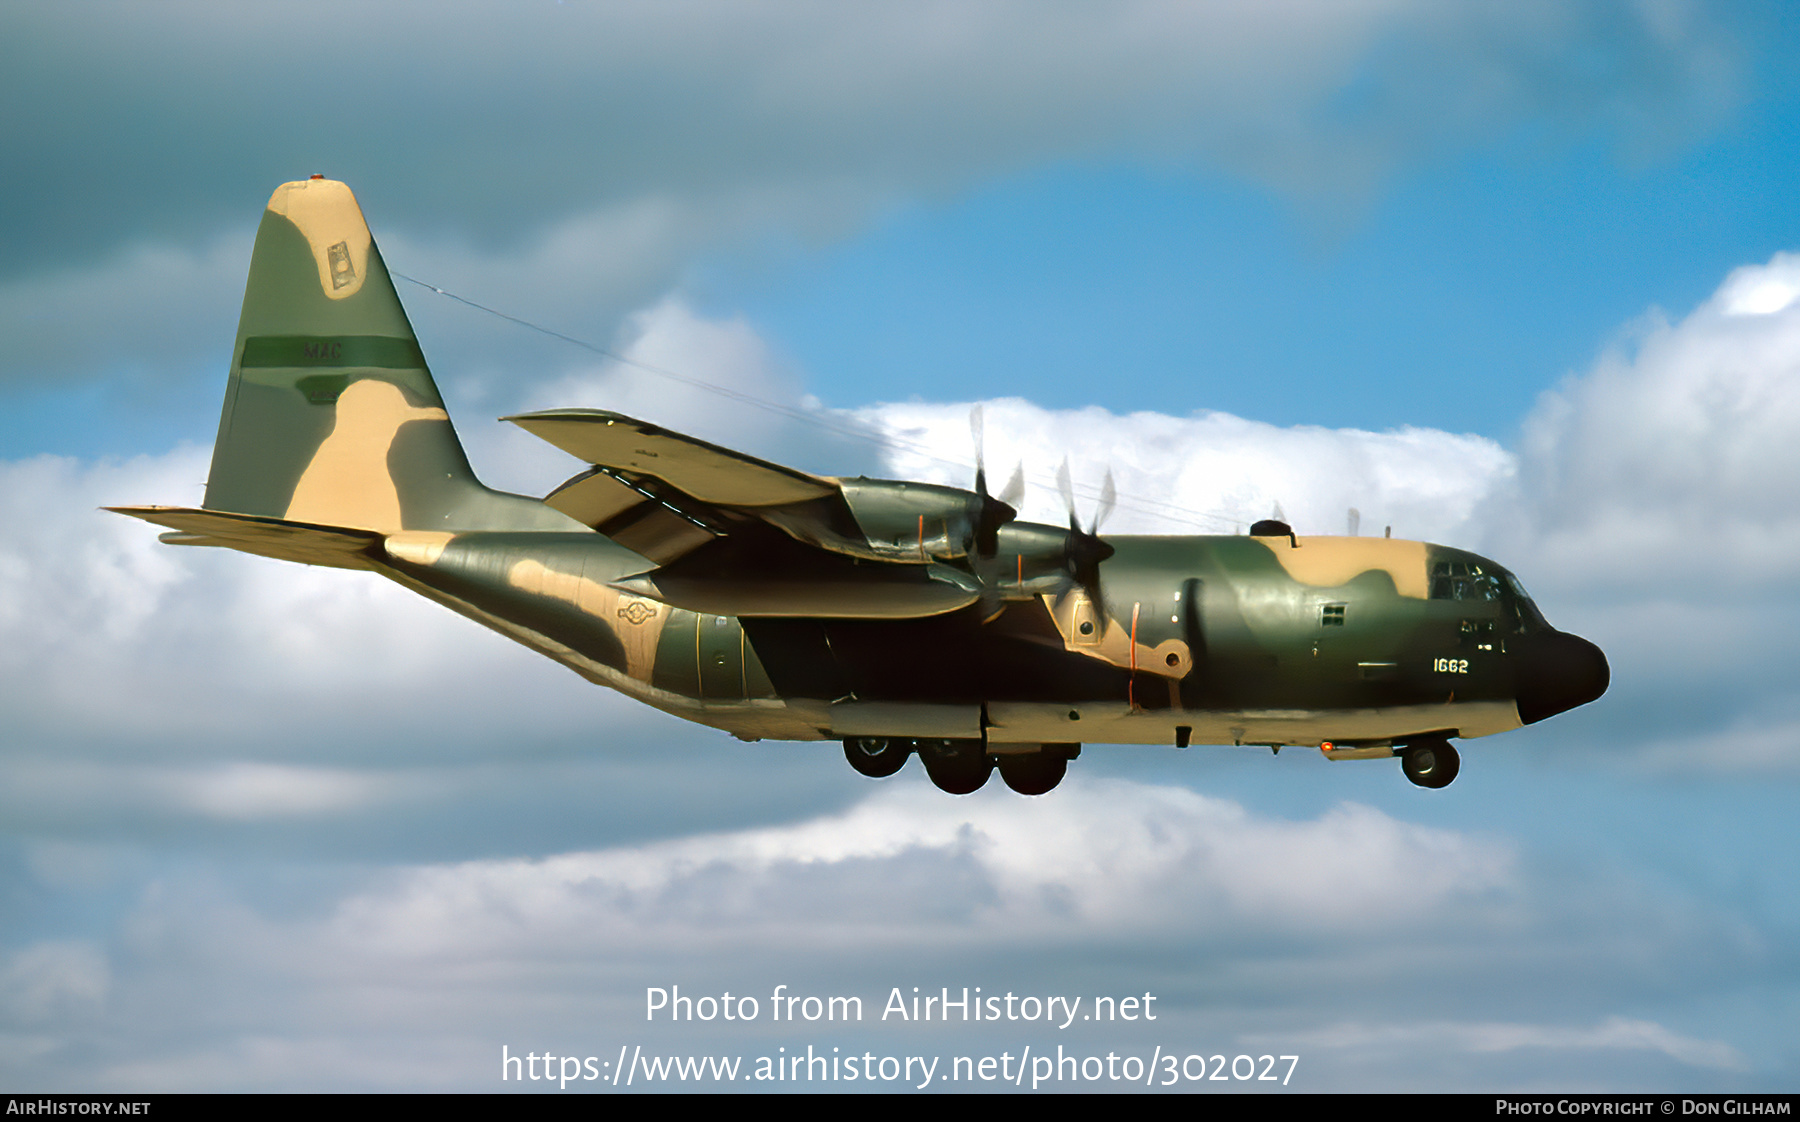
[
  {"left": 964, "top": 401, "right": 993, "bottom": 493},
  {"left": 1057, "top": 458, "right": 1077, "bottom": 529},
  {"left": 1094, "top": 468, "right": 1116, "bottom": 534},
  {"left": 967, "top": 404, "right": 1018, "bottom": 560},
  {"left": 1049, "top": 460, "right": 1117, "bottom": 633},
  {"left": 998, "top": 463, "right": 1025, "bottom": 511},
  {"left": 970, "top": 405, "right": 987, "bottom": 498}
]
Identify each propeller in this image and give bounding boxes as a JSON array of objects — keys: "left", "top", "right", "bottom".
[
  {"left": 968, "top": 405, "right": 1024, "bottom": 558},
  {"left": 1056, "top": 457, "right": 1117, "bottom": 620}
]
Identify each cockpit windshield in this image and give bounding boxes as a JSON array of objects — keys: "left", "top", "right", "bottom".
[
  {"left": 1429, "top": 560, "right": 1502, "bottom": 602},
  {"left": 1499, "top": 568, "right": 1549, "bottom": 631},
  {"left": 1431, "top": 558, "right": 1548, "bottom": 632}
]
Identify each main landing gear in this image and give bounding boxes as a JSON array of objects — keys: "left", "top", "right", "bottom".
[
  {"left": 1400, "top": 737, "right": 1461, "bottom": 789},
  {"left": 843, "top": 736, "right": 909, "bottom": 778},
  {"left": 841, "top": 738, "right": 1079, "bottom": 795}
]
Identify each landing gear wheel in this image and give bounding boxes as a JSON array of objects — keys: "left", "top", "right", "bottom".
[
  {"left": 997, "top": 753, "right": 1067, "bottom": 795},
  {"left": 843, "top": 737, "right": 910, "bottom": 778},
  {"left": 918, "top": 740, "right": 993, "bottom": 794},
  {"left": 1401, "top": 740, "right": 1461, "bottom": 789}
]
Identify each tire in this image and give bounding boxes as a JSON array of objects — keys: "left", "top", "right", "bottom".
[
  {"left": 997, "top": 753, "right": 1067, "bottom": 795},
  {"left": 843, "top": 737, "right": 910, "bottom": 778},
  {"left": 918, "top": 739, "right": 993, "bottom": 794},
  {"left": 1401, "top": 740, "right": 1461, "bottom": 789}
]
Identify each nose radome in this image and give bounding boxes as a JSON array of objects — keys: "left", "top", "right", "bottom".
[{"left": 1514, "top": 630, "right": 1610, "bottom": 725}]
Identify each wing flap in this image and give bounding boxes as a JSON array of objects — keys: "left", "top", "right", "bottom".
[{"left": 541, "top": 467, "right": 722, "bottom": 564}]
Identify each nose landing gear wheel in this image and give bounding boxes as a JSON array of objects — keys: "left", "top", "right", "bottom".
[
  {"left": 1401, "top": 740, "right": 1461, "bottom": 788},
  {"left": 843, "top": 737, "right": 911, "bottom": 778}
]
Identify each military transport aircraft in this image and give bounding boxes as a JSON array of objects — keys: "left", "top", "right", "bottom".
[{"left": 112, "top": 178, "right": 1609, "bottom": 795}]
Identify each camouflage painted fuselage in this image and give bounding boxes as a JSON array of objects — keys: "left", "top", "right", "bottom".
[{"left": 374, "top": 523, "right": 1587, "bottom": 750}]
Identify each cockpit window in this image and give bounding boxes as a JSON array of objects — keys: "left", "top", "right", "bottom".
[
  {"left": 1429, "top": 561, "right": 1502, "bottom": 602},
  {"left": 1499, "top": 567, "right": 1550, "bottom": 632}
]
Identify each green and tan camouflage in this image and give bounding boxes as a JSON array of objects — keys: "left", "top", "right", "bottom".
[{"left": 113, "top": 179, "right": 1609, "bottom": 795}]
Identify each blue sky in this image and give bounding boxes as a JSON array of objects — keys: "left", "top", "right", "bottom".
[{"left": 3, "top": 1, "right": 1800, "bottom": 1093}]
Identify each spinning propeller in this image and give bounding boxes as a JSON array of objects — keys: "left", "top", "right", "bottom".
[
  {"left": 960, "top": 407, "right": 1118, "bottom": 629},
  {"left": 1056, "top": 457, "right": 1117, "bottom": 624},
  {"left": 968, "top": 406, "right": 1025, "bottom": 558}
]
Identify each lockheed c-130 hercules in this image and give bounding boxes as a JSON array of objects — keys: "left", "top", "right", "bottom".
[{"left": 112, "top": 178, "right": 1609, "bottom": 795}]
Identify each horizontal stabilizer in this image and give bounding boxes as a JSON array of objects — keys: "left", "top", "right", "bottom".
[
  {"left": 107, "top": 506, "right": 381, "bottom": 569},
  {"left": 506, "top": 410, "right": 837, "bottom": 507}
]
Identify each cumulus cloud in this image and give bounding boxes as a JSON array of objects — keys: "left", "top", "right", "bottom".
[
  {"left": 1, "top": 777, "right": 1764, "bottom": 1090},
  {"left": 0, "top": 447, "right": 644, "bottom": 754},
  {"left": 1460, "top": 253, "right": 1800, "bottom": 770},
  {"left": 0, "top": 0, "right": 1748, "bottom": 460},
  {"left": 329, "top": 782, "right": 1512, "bottom": 958},
  {"left": 1501, "top": 252, "right": 1800, "bottom": 594},
  {"left": 856, "top": 397, "right": 1511, "bottom": 541},
  {"left": 0, "top": 2, "right": 1742, "bottom": 276},
  {"left": 475, "top": 296, "right": 886, "bottom": 493}
]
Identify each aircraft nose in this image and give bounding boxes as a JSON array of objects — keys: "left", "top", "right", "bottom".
[{"left": 1513, "top": 630, "right": 1610, "bottom": 725}]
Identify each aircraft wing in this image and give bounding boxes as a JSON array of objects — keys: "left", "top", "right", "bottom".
[
  {"left": 504, "top": 410, "right": 837, "bottom": 506},
  {"left": 507, "top": 408, "right": 864, "bottom": 557},
  {"left": 507, "top": 409, "right": 983, "bottom": 619},
  {"left": 507, "top": 408, "right": 864, "bottom": 567}
]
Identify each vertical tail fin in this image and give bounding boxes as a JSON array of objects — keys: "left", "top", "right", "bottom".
[{"left": 204, "top": 178, "right": 565, "bottom": 534}]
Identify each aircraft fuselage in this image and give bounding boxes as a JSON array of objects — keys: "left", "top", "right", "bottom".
[{"left": 373, "top": 523, "right": 1607, "bottom": 754}]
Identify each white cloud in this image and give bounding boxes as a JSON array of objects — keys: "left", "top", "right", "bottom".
[
  {"left": 173, "top": 763, "right": 398, "bottom": 821},
  {"left": 455, "top": 294, "right": 889, "bottom": 494},
  {"left": 3, "top": 1, "right": 1743, "bottom": 295},
  {"left": 1498, "top": 252, "right": 1800, "bottom": 594},
  {"left": 0, "top": 447, "right": 642, "bottom": 753},
  {"left": 856, "top": 398, "right": 1512, "bottom": 542},
  {"left": 321, "top": 781, "right": 1510, "bottom": 962},
  {"left": 522, "top": 299, "right": 800, "bottom": 436},
  {"left": 3, "top": 776, "right": 1766, "bottom": 1091}
]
